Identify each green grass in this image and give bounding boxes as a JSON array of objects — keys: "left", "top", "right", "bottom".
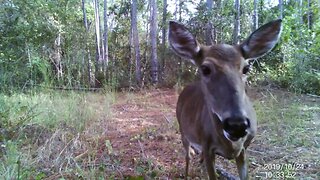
[
  {"left": 254, "top": 94, "right": 319, "bottom": 147},
  {"left": 0, "top": 90, "right": 115, "bottom": 179},
  {"left": 253, "top": 91, "right": 320, "bottom": 179},
  {"left": 0, "top": 140, "right": 47, "bottom": 179}
]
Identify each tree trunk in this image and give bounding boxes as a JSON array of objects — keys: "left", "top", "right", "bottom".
[
  {"left": 298, "top": 0, "right": 304, "bottom": 69},
  {"left": 178, "top": 0, "right": 182, "bottom": 21},
  {"left": 87, "top": 49, "right": 95, "bottom": 87},
  {"left": 103, "top": 0, "right": 108, "bottom": 77},
  {"left": 150, "top": 0, "right": 158, "bottom": 84},
  {"left": 253, "top": 0, "right": 258, "bottom": 30},
  {"left": 174, "top": 0, "right": 182, "bottom": 21},
  {"left": 215, "top": 0, "right": 223, "bottom": 43},
  {"left": 233, "top": 0, "right": 240, "bottom": 44},
  {"left": 93, "top": 0, "right": 102, "bottom": 66},
  {"left": 279, "top": 0, "right": 283, "bottom": 19},
  {"left": 54, "top": 33, "right": 63, "bottom": 81},
  {"left": 82, "top": 0, "right": 95, "bottom": 87},
  {"left": 141, "top": 3, "right": 150, "bottom": 86},
  {"left": 174, "top": 0, "right": 178, "bottom": 20},
  {"left": 205, "top": 0, "right": 213, "bottom": 45},
  {"left": 160, "top": 0, "right": 167, "bottom": 82},
  {"left": 212, "top": 0, "right": 217, "bottom": 44},
  {"left": 82, "top": 0, "right": 89, "bottom": 31},
  {"left": 131, "top": 0, "right": 142, "bottom": 85},
  {"left": 129, "top": 19, "right": 133, "bottom": 87}
]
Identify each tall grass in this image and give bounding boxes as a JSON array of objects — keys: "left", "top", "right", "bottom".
[
  {"left": 0, "top": 90, "right": 115, "bottom": 179},
  {"left": 254, "top": 94, "right": 319, "bottom": 147}
]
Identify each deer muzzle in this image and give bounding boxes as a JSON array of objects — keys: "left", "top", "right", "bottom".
[{"left": 222, "top": 116, "right": 250, "bottom": 141}]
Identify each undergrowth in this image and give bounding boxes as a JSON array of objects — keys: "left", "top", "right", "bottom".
[
  {"left": 0, "top": 88, "right": 319, "bottom": 179},
  {"left": 0, "top": 90, "right": 115, "bottom": 179}
]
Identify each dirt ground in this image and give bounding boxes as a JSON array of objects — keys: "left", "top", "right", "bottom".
[
  {"left": 102, "top": 89, "right": 185, "bottom": 178},
  {"left": 95, "top": 88, "right": 319, "bottom": 179}
]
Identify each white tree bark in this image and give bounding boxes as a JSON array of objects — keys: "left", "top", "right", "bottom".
[
  {"left": 93, "top": 0, "right": 102, "bottom": 63},
  {"left": 103, "top": 0, "right": 108, "bottom": 76}
]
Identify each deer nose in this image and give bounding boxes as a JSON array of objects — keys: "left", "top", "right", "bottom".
[{"left": 222, "top": 116, "right": 250, "bottom": 141}]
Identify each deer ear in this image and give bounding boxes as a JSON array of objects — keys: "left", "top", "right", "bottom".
[
  {"left": 240, "top": 19, "right": 282, "bottom": 59},
  {"left": 169, "top": 21, "right": 200, "bottom": 64}
]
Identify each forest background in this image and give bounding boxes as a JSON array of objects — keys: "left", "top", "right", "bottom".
[
  {"left": 1, "top": 0, "right": 319, "bottom": 94},
  {"left": 0, "top": 0, "right": 319, "bottom": 179}
]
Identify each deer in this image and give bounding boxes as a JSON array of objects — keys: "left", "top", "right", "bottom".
[{"left": 169, "top": 19, "right": 282, "bottom": 180}]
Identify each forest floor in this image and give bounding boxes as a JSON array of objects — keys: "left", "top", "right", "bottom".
[
  {"left": 90, "top": 87, "right": 320, "bottom": 179},
  {"left": 1, "top": 87, "right": 319, "bottom": 179}
]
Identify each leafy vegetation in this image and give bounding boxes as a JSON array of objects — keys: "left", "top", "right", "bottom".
[
  {"left": 252, "top": 1, "right": 320, "bottom": 95},
  {"left": 0, "top": 0, "right": 319, "bottom": 94}
]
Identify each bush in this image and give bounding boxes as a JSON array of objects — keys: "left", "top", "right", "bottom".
[{"left": 252, "top": 15, "right": 320, "bottom": 95}]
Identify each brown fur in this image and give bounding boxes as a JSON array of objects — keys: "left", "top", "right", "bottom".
[{"left": 169, "top": 19, "right": 282, "bottom": 180}]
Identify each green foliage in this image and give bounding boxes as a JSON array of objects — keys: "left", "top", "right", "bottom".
[
  {"left": 0, "top": 90, "right": 115, "bottom": 140},
  {"left": 0, "top": 141, "right": 32, "bottom": 179},
  {"left": 253, "top": 1, "right": 320, "bottom": 95},
  {"left": 1, "top": 0, "right": 319, "bottom": 93},
  {"left": 0, "top": 94, "right": 41, "bottom": 148},
  {"left": 0, "top": 0, "right": 57, "bottom": 91}
]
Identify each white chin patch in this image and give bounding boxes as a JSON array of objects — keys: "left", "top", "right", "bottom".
[{"left": 223, "top": 130, "right": 247, "bottom": 153}]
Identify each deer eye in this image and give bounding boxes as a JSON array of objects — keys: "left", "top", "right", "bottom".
[
  {"left": 242, "top": 65, "right": 250, "bottom": 74},
  {"left": 200, "top": 65, "right": 211, "bottom": 76}
]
